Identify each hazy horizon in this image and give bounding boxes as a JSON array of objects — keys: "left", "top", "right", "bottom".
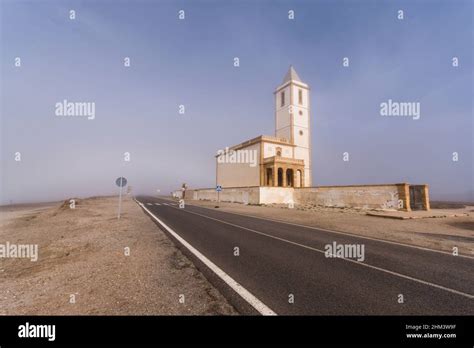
[{"left": 1, "top": 0, "right": 472, "bottom": 205}]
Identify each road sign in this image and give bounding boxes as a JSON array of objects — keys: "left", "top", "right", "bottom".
[
  {"left": 116, "top": 177, "right": 127, "bottom": 187},
  {"left": 216, "top": 185, "right": 222, "bottom": 205}
]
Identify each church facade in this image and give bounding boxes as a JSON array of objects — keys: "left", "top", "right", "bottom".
[
  {"left": 184, "top": 66, "right": 431, "bottom": 211},
  {"left": 216, "top": 66, "right": 312, "bottom": 188}
]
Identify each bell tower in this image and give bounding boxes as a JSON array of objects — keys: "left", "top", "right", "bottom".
[{"left": 274, "top": 66, "right": 312, "bottom": 187}]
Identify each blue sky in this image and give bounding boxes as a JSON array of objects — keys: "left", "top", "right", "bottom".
[{"left": 1, "top": 0, "right": 472, "bottom": 204}]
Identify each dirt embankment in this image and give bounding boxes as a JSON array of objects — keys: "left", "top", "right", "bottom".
[{"left": 0, "top": 196, "right": 237, "bottom": 315}]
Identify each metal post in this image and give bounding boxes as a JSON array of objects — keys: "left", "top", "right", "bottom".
[{"left": 118, "top": 178, "right": 123, "bottom": 219}]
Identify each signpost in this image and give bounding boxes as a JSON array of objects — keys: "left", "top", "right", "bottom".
[
  {"left": 216, "top": 185, "right": 222, "bottom": 205},
  {"left": 116, "top": 177, "right": 128, "bottom": 219}
]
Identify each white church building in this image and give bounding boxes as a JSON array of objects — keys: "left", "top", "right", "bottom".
[
  {"left": 182, "top": 66, "right": 429, "bottom": 211},
  {"left": 216, "top": 66, "right": 312, "bottom": 188}
]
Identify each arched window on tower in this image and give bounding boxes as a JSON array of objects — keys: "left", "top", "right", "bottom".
[
  {"left": 298, "top": 89, "right": 303, "bottom": 105},
  {"left": 281, "top": 91, "right": 285, "bottom": 107}
]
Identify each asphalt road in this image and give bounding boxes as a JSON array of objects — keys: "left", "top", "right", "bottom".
[{"left": 136, "top": 196, "right": 474, "bottom": 315}]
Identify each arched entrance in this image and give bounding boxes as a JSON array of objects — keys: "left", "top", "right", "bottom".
[
  {"left": 286, "top": 169, "right": 294, "bottom": 187},
  {"left": 296, "top": 170, "right": 302, "bottom": 188},
  {"left": 277, "top": 168, "right": 283, "bottom": 187},
  {"left": 266, "top": 168, "right": 273, "bottom": 186}
]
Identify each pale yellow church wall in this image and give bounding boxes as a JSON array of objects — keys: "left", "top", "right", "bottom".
[
  {"left": 191, "top": 187, "right": 260, "bottom": 204},
  {"left": 189, "top": 187, "right": 292, "bottom": 205},
  {"left": 293, "top": 147, "right": 310, "bottom": 163},
  {"left": 187, "top": 184, "right": 422, "bottom": 211},
  {"left": 263, "top": 142, "right": 293, "bottom": 159},
  {"left": 221, "top": 187, "right": 260, "bottom": 204},
  {"left": 293, "top": 109, "right": 309, "bottom": 128},
  {"left": 291, "top": 84, "right": 309, "bottom": 106},
  {"left": 294, "top": 185, "right": 403, "bottom": 210},
  {"left": 275, "top": 127, "right": 291, "bottom": 143},
  {"left": 259, "top": 187, "right": 294, "bottom": 204},
  {"left": 276, "top": 114, "right": 291, "bottom": 132},
  {"left": 275, "top": 85, "right": 292, "bottom": 140},
  {"left": 275, "top": 85, "right": 291, "bottom": 113},
  {"left": 291, "top": 84, "right": 309, "bottom": 140},
  {"left": 216, "top": 142, "right": 260, "bottom": 188},
  {"left": 287, "top": 83, "right": 311, "bottom": 187},
  {"left": 292, "top": 127, "right": 310, "bottom": 148},
  {"left": 304, "top": 168, "right": 311, "bottom": 187},
  {"left": 293, "top": 147, "right": 311, "bottom": 186}
]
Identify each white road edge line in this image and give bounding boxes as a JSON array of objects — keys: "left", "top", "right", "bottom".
[
  {"left": 182, "top": 202, "right": 474, "bottom": 260},
  {"left": 155, "top": 203, "right": 161, "bottom": 205},
  {"left": 135, "top": 200, "right": 277, "bottom": 316},
  {"left": 164, "top": 203, "right": 474, "bottom": 300}
]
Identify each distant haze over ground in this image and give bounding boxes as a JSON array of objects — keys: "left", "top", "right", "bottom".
[{"left": 1, "top": 0, "right": 472, "bottom": 204}]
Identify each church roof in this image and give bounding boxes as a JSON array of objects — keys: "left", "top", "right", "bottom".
[
  {"left": 215, "top": 135, "right": 294, "bottom": 156},
  {"left": 282, "top": 65, "right": 302, "bottom": 83}
]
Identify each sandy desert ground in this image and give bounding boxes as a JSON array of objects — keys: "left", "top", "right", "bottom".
[
  {"left": 0, "top": 196, "right": 237, "bottom": 315},
  {"left": 183, "top": 199, "right": 474, "bottom": 255}
]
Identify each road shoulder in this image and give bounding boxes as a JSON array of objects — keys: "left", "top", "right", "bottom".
[{"left": 0, "top": 196, "right": 237, "bottom": 315}]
